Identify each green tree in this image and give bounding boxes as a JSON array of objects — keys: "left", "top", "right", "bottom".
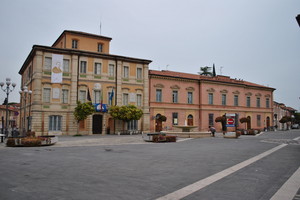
[
  {"left": 109, "top": 105, "right": 143, "bottom": 131},
  {"left": 74, "top": 101, "right": 95, "bottom": 135},
  {"left": 198, "top": 66, "right": 213, "bottom": 76}
]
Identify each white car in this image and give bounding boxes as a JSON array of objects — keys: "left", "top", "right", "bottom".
[{"left": 291, "top": 124, "right": 299, "bottom": 129}]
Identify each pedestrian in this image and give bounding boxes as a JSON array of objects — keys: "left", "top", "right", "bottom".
[{"left": 209, "top": 126, "right": 216, "bottom": 137}]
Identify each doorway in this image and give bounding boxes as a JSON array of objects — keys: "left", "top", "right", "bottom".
[
  {"left": 266, "top": 116, "right": 270, "bottom": 129},
  {"left": 92, "top": 115, "right": 103, "bottom": 134},
  {"left": 155, "top": 114, "right": 163, "bottom": 132},
  {"left": 187, "top": 115, "right": 193, "bottom": 126}
]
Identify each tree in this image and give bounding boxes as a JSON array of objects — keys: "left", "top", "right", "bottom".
[
  {"left": 279, "top": 116, "right": 292, "bottom": 130},
  {"left": 73, "top": 101, "right": 95, "bottom": 135},
  {"left": 198, "top": 66, "right": 213, "bottom": 76},
  {"left": 109, "top": 105, "right": 143, "bottom": 131}
]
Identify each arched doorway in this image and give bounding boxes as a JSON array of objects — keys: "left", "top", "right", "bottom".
[
  {"left": 155, "top": 114, "right": 163, "bottom": 132},
  {"left": 187, "top": 115, "right": 193, "bottom": 126},
  {"left": 266, "top": 116, "right": 270, "bottom": 129},
  {"left": 247, "top": 116, "right": 251, "bottom": 130}
]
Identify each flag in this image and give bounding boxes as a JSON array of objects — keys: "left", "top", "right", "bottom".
[
  {"left": 87, "top": 88, "right": 92, "bottom": 102},
  {"left": 109, "top": 88, "right": 114, "bottom": 103},
  {"left": 100, "top": 91, "right": 103, "bottom": 111},
  {"left": 212, "top": 63, "right": 216, "bottom": 77}
]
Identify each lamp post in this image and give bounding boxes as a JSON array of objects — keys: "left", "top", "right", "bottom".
[
  {"left": 19, "top": 86, "right": 32, "bottom": 136},
  {"left": 0, "top": 78, "right": 16, "bottom": 138}
]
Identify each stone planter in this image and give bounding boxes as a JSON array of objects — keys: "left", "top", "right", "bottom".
[
  {"left": 6, "top": 136, "right": 58, "bottom": 147},
  {"left": 223, "top": 132, "right": 240, "bottom": 139}
]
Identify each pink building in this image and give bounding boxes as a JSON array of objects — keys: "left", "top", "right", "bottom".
[{"left": 149, "top": 70, "right": 275, "bottom": 132}]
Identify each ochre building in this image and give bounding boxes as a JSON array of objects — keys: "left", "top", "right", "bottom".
[
  {"left": 19, "top": 30, "right": 151, "bottom": 136},
  {"left": 149, "top": 70, "right": 275, "bottom": 132}
]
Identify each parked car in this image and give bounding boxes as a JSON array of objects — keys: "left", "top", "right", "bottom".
[{"left": 291, "top": 124, "right": 299, "bottom": 129}]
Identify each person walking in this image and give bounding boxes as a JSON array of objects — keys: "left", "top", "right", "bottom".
[{"left": 209, "top": 126, "right": 216, "bottom": 137}]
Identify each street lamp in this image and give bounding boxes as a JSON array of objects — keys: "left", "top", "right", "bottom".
[
  {"left": 19, "top": 86, "right": 32, "bottom": 136},
  {"left": 296, "top": 14, "right": 300, "bottom": 27},
  {"left": 0, "top": 78, "right": 16, "bottom": 137}
]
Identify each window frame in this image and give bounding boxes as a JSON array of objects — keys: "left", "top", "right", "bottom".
[
  {"left": 137, "top": 68, "right": 142, "bottom": 79},
  {"left": 156, "top": 89, "right": 162, "bottom": 102},
  {"left": 72, "top": 40, "right": 78, "bottom": 49},
  {"left": 62, "top": 89, "right": 69, "bottom": 104},
  {"left": 208, "top": 93, "right": 214, "bottom": 105},
  {"left": 49, "top": 115, "right": 62, "bottom": 131},
  {"left": 97, "top": 43, "right": 103, "bottom": 52},
  {"left": 123, "top": 66, "right": 129, "bottom": 78},
  {"left": 94, "top": 62, "right": 102, "bottom": 75},
  {"left": 187, "top": 92, "right": 193, "bottom": 104},
  {"left": 123, "top": 93, "right": 129, "bottom": 105},
  {"left": 44, "top": 57, "right": 52, "bottom": 71},
  {"left": 43, "top": 88, "right": 51, "bottom": 103},
  {"left": 63, "top": 59, "right": 70, "bottom": 73},
  {"left": 80, "top": 61, "right": 87, "bottom": 74},
  {"left": 234, "top": 95, "right": 239, "bottom": 106},
  {"left": 221, "top": 94, "right": 227, "bottom": 106},
  {"left": 172, "top": 90, "right": 178, "bottom": 103},
  {"left": 246, "top": 96, "right": 251, "bottom": 107},
  {"left": 109, "top": 64, "right": 115, "bottom": 77}
]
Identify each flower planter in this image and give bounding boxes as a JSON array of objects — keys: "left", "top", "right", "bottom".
[{"left": 6, "top": 136, "right": 58, "bottom": 147}]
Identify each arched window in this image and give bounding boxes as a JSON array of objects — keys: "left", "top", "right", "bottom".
[{"left": 187, "top": 115, "right": 193, "bottom": 126}]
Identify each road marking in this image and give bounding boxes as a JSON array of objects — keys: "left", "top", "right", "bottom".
[
  {"left": 177, "top": 138, "right": 193, "bottom": 143},
  {"left": 270, "top": 167, "right": 300, "bottom": 200},
  {"left": 156, "top": 143, "right": 287, "bottom": 200},
  {"left": 293, "top": 136, "right": 300, "bottom": 141}
]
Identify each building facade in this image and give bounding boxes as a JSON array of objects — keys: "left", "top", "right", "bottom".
[
  {"left": 273, "top": 101, "right": 296, "bottom": 130},
  {"left": 19, "top": 30, "right": 151, "bottom": 136},
  {"left": 149, "top": 70, "right": 275, "bottom": 132}
]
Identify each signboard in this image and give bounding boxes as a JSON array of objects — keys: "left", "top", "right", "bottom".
[
  {"left": 51, "top": 54, "right": 63, "bottom": 83},
  {"left": 94, "top": 103, "right": 107, "bottom": 112},
  {"left": 226, "top": 113, "right": 236, "bottom": 127}
]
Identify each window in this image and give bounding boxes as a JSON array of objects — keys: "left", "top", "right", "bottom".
[
  {"left": 137, "top": 68, "right": 142, "bottom": 79},
  {"left": 256, "top": 97, "right": 261, "bottom": 108},
  {"left": 80, "top": 61, "right": 87, "bottom": 73},
  {"left": 44, "top": 57, "right": 52, "bottom": 71},
  {"left": 222, "top": 94, "right": 227, "bottom": 106},
  {"left": 123, "top": 66, "right": 129, "bottom": 78},
  {"left": 94, "top": 63, "right": 101, "bottom": 75},
  {"left": 234, "top": 95, "right": 239, "bottom": 106},
  {"left": 62, "top": 89, "right": 69, "bottom": 104},
  {"left": 137, "top": 94, "right": 142, "bottom": 107},
  {"left": 72, "top": 40, "right": 78, "bottom": 49},
  {"left": 172, "top": 113, "right": 178, "bottom": 125},
  {"left": 128, "top": 120, "right": 138, "bottom": 130},
  {"left": 156, "top": 89, "right": 162, "bottom": 102},
  {"left": 266, "top": 98, "right": 270, "bottom": 108},
  {"left": 208, "top": 93, "right": 214, "bottom": 105},
  {"left": 109, "top": 64, "right": 115, "bottom": 77},
  {"left": 43, "top": 88, "right": 51, "bottom": 103},
  {"left": 247, "top": 96, "right": 251, "bottom": 107},
  {"left": 63, "top": 59, "right": 69, "bottom": 72},
  {"left": 79, "top": 90, "right": 86, "bottom": 103},
  {"left": 257, "top": 115, "right": 261, "bottom": 127},
  {"left": 209, "top": 113, "right": 214, "bottom": 126},
  {"left": 188, "top": 92, "right": 193, "bottom": 104},
  {"left": 49, "top": 115, "right": 62, "bottom": 131},
  {"left": 123, "top": 93, "right": 129, "bottom": 105},
  {"left": 97, "top": 43, "right": 103, "bottom": 52},
  {"left": 94, "top": 91, "right": 101, "bottom": 103},
  {"left": 173, "top": 91, "right": 178, "bottom": 103}
]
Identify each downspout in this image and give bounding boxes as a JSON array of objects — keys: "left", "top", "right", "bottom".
[
  {"left": 198, "top": 78, "right": 202, "bottom": 131},
  {"left": 114, "top": 57, "right": 118, "bottom": 134},
  {"left": 77, "top": 55, "right": 80, "bottom": 102}
]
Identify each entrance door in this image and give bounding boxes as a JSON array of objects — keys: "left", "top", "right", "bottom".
[
  {"left": 266, "top": 117, "right": 270, "bottom": 129},
  {"left": 155, "top": 114, "right": 162, "bottom": 132},
  {"left": 92, "top": 115, "right": 103, "bottom": 134},
  {"left": 247, "top": 116, "right": 251, "bottom": 129},
  {"left": 187, "top": 115, "right": 193, "bottom": 126}
]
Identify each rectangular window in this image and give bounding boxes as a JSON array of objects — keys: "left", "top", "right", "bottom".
[
  {"left": 94, "top": 63, "right": 101, "bottom": 75},
  {"left": 123, "top": 93, "right": 129, "bottom": 105},
  {"left": 127, "top": 120, "right": 138, "bottom": 130},
  {"left": 257, "top": 115, "right": 261, "bottom": 127},
  {"left": 72, "top": 40, "right": 78, "bottom": 49},
  {"left": 188, "top": 92, "right": 193, "bottom": 104},
  {"left": 79, "top": 90, "right": 86, "bottom": 103},
  {"left": 80, "top": 61, "right": 87, "bottom": 73},
  {"left": 172, "top": 113, "right": 178, "bottom": 125},
  {"left": 173, "top": 91, "right": 178, "bottom": 103},
  {"left": 44, "top": 57, "right": 52, "bottom": 71},
  {"left": 98, "top": 43, "right": 103, "bottom": 52},
  {"left": 247, "top": 96, "right": 251, "bottom": 107},
  {"left": 256, "top": 97, "right": 261, "bottom": 108},
  {"left": 94, "top": 91, "right": 101, "bottom": 103},
  {"left": 266, "top": 98, "right": 270, "bottom": 108},
  {"left": 137, "top": 94, "right": 142, "bottom": 107},
  {"left": 222, "top": 94, "right": 227, "bottom": 106},
  {"left": 137, "top": 68, "right": 142, "bottom": 79},
  {"left": 123, "top": 66, "right": 129, "bottom": 78},
  {"left": 234, "top": 95, "right": 239, "bottom": 106},
  {"left": 49, "top": 115, "right": 62, "bottom": 131},
  {"left": 63, "top": 59, "right": 69, "bottom": 72},
  {"left": 43, "top": 88, "right": 51, "bottom": 103},
  {"left": 62, "top": 89, "right": 69, "bottom": 104},
  {"left": 156, "top": 89, "right": 162, "bottom": 102},
  {"left": 208, "top": 93, "right": 214, "bottom": 105},
  {"left": 109, "top": 64, "right": 115, "bottom": 77},
  {"left": 209, "top": 113, "right": 214, "bottom": 126}
]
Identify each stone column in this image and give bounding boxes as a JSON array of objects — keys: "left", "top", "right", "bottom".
[{"left": 142, "top": 64, "right": 150, "bottom": 133}]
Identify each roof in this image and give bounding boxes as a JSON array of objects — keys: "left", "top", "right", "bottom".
[
  {"left": 149, "top": 70, "right": 275, "bottom": 90},
  {"left": 52, "top": 30, "right": 112, "bottom": 47}
]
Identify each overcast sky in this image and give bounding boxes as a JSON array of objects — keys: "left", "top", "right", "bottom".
[{"left": 0, "top": 0, "right": 299, "bottom": 110}]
